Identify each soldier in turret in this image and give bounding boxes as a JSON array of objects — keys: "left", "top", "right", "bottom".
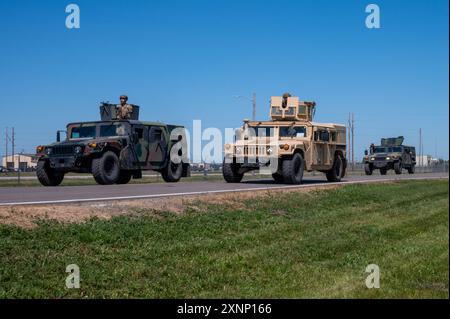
[{"left": 116, "top": 95, "right": 134, "bottom": 119}]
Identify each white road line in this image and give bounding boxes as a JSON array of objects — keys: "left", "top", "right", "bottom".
[{"left": 0, "top": 176, "right": 446, "bottom": 207}]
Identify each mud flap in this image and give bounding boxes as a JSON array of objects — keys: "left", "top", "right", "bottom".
[{"left": 182, "top": 163, "right": 191, "bottom": 177}]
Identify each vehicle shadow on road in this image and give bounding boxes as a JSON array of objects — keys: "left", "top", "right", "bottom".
[{"left": 241, "top": 179, "right": 329, "bottom": 185}]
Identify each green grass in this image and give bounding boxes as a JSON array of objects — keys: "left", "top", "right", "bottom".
[{"left": 0, "top": 180, "right": 448, "bottom": 298}]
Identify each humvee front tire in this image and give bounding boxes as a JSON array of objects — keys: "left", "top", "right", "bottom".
[
  {"left": 92, "top": 151, "right": 120, "bottom": 185},
  {"left": 282, "top": 153, "right": 304, "bottom": 184},
  {"left": 407, "top": 164, "right": 415, "bottom": 174},
  {"left": 394, "top": 161, "right": 402, "bottom": 175},
  {"left": 161, "top": 161, "right": 183, "bottom": 183},
  {"left": 364, "top": 163, "right": 373, "bottom": 175},
  {"left": 116, "top": 170, "right": 132, "bottom": 184},
  {"left": 326, "top": 153, "right": 345, "bottom": 182},
  {"left": 223, "top": 158, "right": 243, "bottom": 183},
  {"left": 36, "top": 160, "right": 65, "bottom": 186}
]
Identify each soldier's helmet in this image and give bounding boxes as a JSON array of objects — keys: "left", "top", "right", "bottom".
[
  {"left": 119, "top": 95, "right": 128, "bottom": 102},
  {"left": 282, "top": 92, "right": 291, "bottom": 99}
]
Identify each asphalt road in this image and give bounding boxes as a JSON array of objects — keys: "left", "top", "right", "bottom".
[{"left": 0, "top": 172, "right": 447, "bottom": 206}]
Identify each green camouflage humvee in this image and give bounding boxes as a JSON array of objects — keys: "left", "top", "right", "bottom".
[
  {"left": 363, "top": 136, "right": 416, "bottom": 175},
  {"left": 35, "top": 103, "right": 190, "bottom": 186}
]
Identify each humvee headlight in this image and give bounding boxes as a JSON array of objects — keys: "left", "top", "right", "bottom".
[
  {"left": 283, "top": 144, "right": 290, "bottom": 151},
  {"left": 74, "top": 146, "right": 83, "bottom": 154},
  {"left": 386, "top": 157, "right": 390, "bottom": 160},
  {"left": 88, "top": 142, "right": 97, "bottom": 149},
  {"left": 370, "top": 157, "right": 375, "bottom": 161},
  {"left": 267, "top": 147, "right": 273, "bottom": 155},
  {"left": 45, "top": 148, "right": 53, "bottom": 155}
]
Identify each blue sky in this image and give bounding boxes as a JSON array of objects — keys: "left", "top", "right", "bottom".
[{"left": 0, "top": 0, "right": 448, "bottom": 160}]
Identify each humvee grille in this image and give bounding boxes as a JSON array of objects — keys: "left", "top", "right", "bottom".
[
  {"left": 53, "top": 145, "right": 75, "bottom": 155},
  {"left": 375, "top": 156, "right": 386, "bottom": 161}
]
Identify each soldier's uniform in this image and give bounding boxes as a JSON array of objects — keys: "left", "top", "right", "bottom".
[
  {"left": 116, "top": 103, "right": 133, "bottom": 119},
  {"left": 116, "top": 95, "right": 134, "bottom": 119}
]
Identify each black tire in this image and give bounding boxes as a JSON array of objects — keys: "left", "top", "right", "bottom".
[
  {"left": 92, "top": 151, "right": 120, "bottom": 185},
  {"left": 282, "top": 153, "right": 304, "bottom": 184},
  {"left": 394, "top": 161, "right": 402, "bottom": 175},
  {"left": 36, "top": 160, "right": 65, "bottom": 186},
  {"left": 161, "top": 160, "right": 183, "bottom": 182},
  {"left": 116, "top": 170, "right": 133, "bottom": 184},
  {"left": 364, "top": 163, "right": 373, "bottom": 176},
  {"left": 407, "top": 164, "right": 415, "bottom": 174},
  {"left": 326, "top": 153, "right": 345, "bottom": 182},
  {"left": 272, "top": 172, "right": 284, "bottom": 183},
  {"left": 380, "top": 168, "right": 387, "bottom": 175},
  {"left": 222, "top": 158, "right": 243, "bottom": 183}
]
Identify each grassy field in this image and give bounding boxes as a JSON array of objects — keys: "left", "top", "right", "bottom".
[{"left": 0, "top": 180, "right": 448, "bottom": 298}]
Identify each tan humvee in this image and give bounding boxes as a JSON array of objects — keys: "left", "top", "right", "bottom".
[{"left": 223, "top": 93, "right": 347, "bottom": 184}]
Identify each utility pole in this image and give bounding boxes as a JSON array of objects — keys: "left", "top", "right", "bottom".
[
  {"left": 419, "top": 128, "right": 422, "bottom": 168},
  {"left": 12, "top": 127, "right": 15, "bottom": 171},
  {"left": 347, "top": 113, "right": 355, "bottom": 170},
  {"left": 252, "top": 92, "right": 256, "bottom": 121},
  {"left": 5, "top": 127, "right": 8, "bottom": 171},
  {"left": 351, "top": 113, "right": 355, "bottom": 171}
]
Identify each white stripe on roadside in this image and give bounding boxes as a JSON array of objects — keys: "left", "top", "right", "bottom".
[{"left": 0, "top": 176, "right": 446, "bottom": 206}]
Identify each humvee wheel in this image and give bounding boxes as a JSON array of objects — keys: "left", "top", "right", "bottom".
[
  {"left": 223, "top": 158, "right": 243, "bottom": 183},
  {"left": 272, "top": 172, "right": 284, "bottom": 183},
  {"left": 407, "top": 164, "right": 415, "bottom": 174},
  {"left": 380, "top": 168, "right": 387, "bottom": 175},
  {"left": 161, "top": 161, "right": 183, "bottom": 183},
  {"left": 364, "top": 163, "right": 373, "bottom": 176},
  {"left": 36, "top": 160, "right": 65, "bottom": 186},
  {"left": 282, "top": 153, "right": 304, "bottom": 184},
  {"left": 326, "top": 153, "right": 344, "bottom": 182},
  {"left": 92, "top": 151, "right": 120, "bottom": 185},
  {"left": 116, "top": 170, "right": 132, "bottom": 184},
  {"left": 394, "top": 161, "right": 402, "bottom": 175}
]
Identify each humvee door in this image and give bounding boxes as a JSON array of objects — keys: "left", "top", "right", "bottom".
[{"left": 148, "top": 126, "right": 167, "bottom": 168}]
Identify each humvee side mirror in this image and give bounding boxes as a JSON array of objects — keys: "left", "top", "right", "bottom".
[{"left": 364, "top": 150, "right": 368, "bottom": 156}]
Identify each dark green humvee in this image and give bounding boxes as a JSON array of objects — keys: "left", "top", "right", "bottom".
[
  {"left": 363, "top": 136, "right": 416, "bottom": 175},
  {"left": 35, "top": 103, "right": 190, "bottom": 186}
]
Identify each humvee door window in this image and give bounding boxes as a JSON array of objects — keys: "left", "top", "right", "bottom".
[
  {"left": 135, "top": 128, "right": 144, "bottom": 139},
  {"left": 318, "top": 130, "right": 329, "bottom": 142},
  {"left": 393, "top": 147, "right": 402, "bottom": 152},
  {"left": 150, "top": 128, "right": 163, "bottom": 142},
  {"left": 280, "top": 126, "right": 306, "bottom": 138},
  {"left": 374, "top": 147, "right": 388, "bottom": 153},
  {"left": 284, "top": 107, "right": 295, "bottom": 116},
  {"left": 71, "top": 126, "right": 96, "bottom": 139}
]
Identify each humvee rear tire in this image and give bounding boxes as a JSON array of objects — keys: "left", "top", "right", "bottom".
[
  {"left": 36, "top": 160, "right": 65, "bottom": 186},
  {"left": 394, "top": 161, "right": 402, "bottom": 175},
  {"left": 364, "top": 163, "right": 373, "bottom": 175},
  {"left": 161, "top": 160, "right": 183, "bottom": 183},
  {"left": 116, "top": 170, "right": 132, "bottom": 184},
  {"left": 282, "top": 153, "right": 304, "bottom": 184},
  {"left": 272, "top": 172, "right": 284, "bottom": 183},
  {"left": 326, "top": 154, "right": 344, "bottom": 182},
  {"left": 407, "top": 164, "right": 415, "bottom": 174},
  {"left": 92, "top": 151, "right": 120, "bottom": 185},
  {"left": 380, "top": 168, "right": 387, "bottom": 175},
  {"left": 223, "top": 158, "right": 243, "bottom": 183}
]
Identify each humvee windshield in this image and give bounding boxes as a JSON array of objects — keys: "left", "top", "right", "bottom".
[
  {"left": 373, "top": 146, "right": 402, "bottom": 153},
  {"left": 70, "top": 123, "right": 126, "bottom": 139},
  {"left": 248, "top": 126, "right": 275, "bottom": 137},
  {"left": 279, "top": 126, "right": 307, "bottom": 138}
]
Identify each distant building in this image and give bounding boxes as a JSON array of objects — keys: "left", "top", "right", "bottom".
[
  {"left": 416, "top": 155, "right": 432, "bottom": 167},
  {"left": 1, "top": 154, "right": 38, "bottom": 171}
]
